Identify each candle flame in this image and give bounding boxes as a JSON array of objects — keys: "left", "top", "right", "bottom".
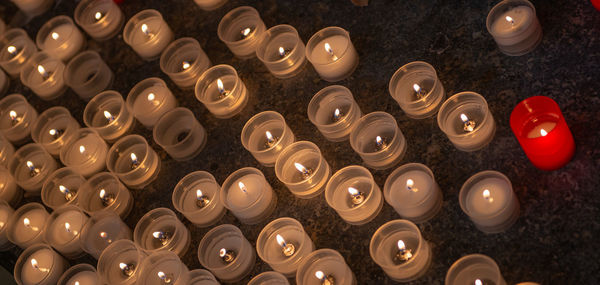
[
  {"left": 241, "top": 27, "right": 251, "bottom": 37},
  {"left": 324, "top": 43, "right": 333, "bottom": 55},
  {"left": 130, "top": 153, "right": 138, "bottom": 164},
  {"left": 276, "top": 234, "right": 286, "bottom": 247},
  {"left": 397, "top": 240, "right": 406, "bottom": 251},
  {"left": 99, "top": 189, "right": 107, "bottom": 199},
  {"left": 152, "top": 231, "right": 164, "bottom": 239},
  {"left": 119, "top": 263, "right": 128, "bottom": 270},
  {"left": 147, "top": 93, "right": 156, "bottom": 101},
  {"left": 104, "top": 110, "right": 114, "bottom": 122},
  {"left": 99, "top": 231, "right": 111, "bottom": 243},
  {"left": 406, "top": 178, "right": 417, "bottom": 192},
  {"left": 315, "top": 271, "right": 325, "bottom": 280},
  {"left": 23, "top": 217, "right": 31, "bottom": 227},
  {"left": 482, "top": 189, "right": 493, "bottom": 203},
  {"left": 294, "top": 162, "right": 310, "bottom": 176},
  {"left": 95, "top": 12, "right": 102, "bottom": 20},
  {"left": 460, "top": 113, "right": 469, "bottom": 123},
  {"left": 7, "top": 46, "right": 17, "bottom": 55},
  {"left": 375, "top": 135, "right": 385, "bottom": 148},
  {"left": 219, "top": 248, "right": 227, "bottom": 257},
  {"left": 475, "top": 279, "right": 483, "bottom": 285},
  {"left": 505, "top": 16, "right": 514, "bottom": 24},
  {"left": 265, "top": 131, "right": 275, "bottom": 143},
  {"left": 196, "top": 189, "right": 203, "bottom": 199},
  {"left": 79, "top": 145, "right": 86, "bottom": 154},
  {"left": 238, "top": 181, "right": 247, "bottom": 193},
  {"left": 26, "top": 161, "right": 35, "bottom": 170},
  {"left": 49, "top": 129, "right": 57, "bottom": 136},
  {"left": 65, "top": 222, "right": 71, "bottom": 232},
  {"left": 141, "top": 24, "right": 149, "bottom": 35},
  {"left": 9, "top": 110, "right": 17, "bottom": 121},
  {"left": 182, "top": 61, "right": 190, "bottom": 70},
  {"left": 347, "top": 187, "right": 360, "bottom": 196},
  {"left": 37, "top": 65, "right": 48, "bottom": 77},
  {"left": 540, "top": 129, "right": 548, "bottom": 136},
  {"left": 413, "top": 84, "right": 421, "bottom": 94},
  {"left": 334, "top": 108, "right": 341, "bottom": 119},
  {"left": 59, "top": 185, "right": 67, "bottom": 194},
  {"left": 51, "top": 32, "right": 60, "bottom": 40},
  {"left": 217, "top": 78, "right": 225, "bottom": 94},
  {"left": 157, "top": 271, "right": 167, "bottom": 280},
  {"left": 278, "top": 46, "right": 286, "bottom": 57}
]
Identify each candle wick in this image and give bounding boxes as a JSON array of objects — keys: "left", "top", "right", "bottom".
[
  {"left": 332, "top": 108, "right": 344, "bottom": 122},
  {"left": 219, "top": 248, "right": 236, "bottom": 263},
  {"left": 240, "top": 27, "right": 253, "bottom": 40},
  {"left": 460, "top": 113, "right": 476, "bottom": 132},
  {"left": 153, "top": 231, "right": 171, "bottom": 246},
  {"left": 264, "top": 131, "right": 278, "bottom": 148},
  {"left": 375, "top": 136, "right": 388, "bottom": 151},
  {"left": 324, "top": 43, "right": 339, "bottom": 61},
  {"left": 413, "top": 83, "right": 427, "bottom": 98}
]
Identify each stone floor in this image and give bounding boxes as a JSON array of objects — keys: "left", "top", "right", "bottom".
[{"left": 1, "top": 0, "right": 599, "bottom": 284}]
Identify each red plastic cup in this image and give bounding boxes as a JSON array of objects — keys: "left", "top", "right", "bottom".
[
  {"left": 510, "top": 96, "right": 575, "bottom": 171},
  {"left": 592, "top": 0, "right": 600, "bottom": 11}
]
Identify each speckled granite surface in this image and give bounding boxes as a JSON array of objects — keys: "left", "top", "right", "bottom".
[{"left": 1, "top": 0, "right": 599, "bottom": 284}]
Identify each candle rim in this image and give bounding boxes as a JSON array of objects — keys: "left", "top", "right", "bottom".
[
  {"left": 305, "top": 26, "right": 352, "bottom": 65},
  {"left": 368, "top": 219, "right": 424, "bottom": 268},
  {"left": 240, "top": 111, "right": 290, "bottom": 153},
  {"left": 36, "top": 15, "right": 79, "bottom": 49},
  {"left": 255, "top": 24, "right": 302, "bottom": 64}
]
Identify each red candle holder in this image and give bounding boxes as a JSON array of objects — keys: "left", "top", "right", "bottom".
[
  {"left": 510, "top": 96, "right": 575, "bottom": 171},
  {"left": 592, "top": 0, "right": 600, "bottom": 11}
]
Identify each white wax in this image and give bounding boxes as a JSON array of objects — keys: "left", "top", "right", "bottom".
[
  {"left": 490, "top": 6, "right": 534, "bottom": 38},
  {"left": 312, "top": 36, "right": 348, "bottom": 64},
  {"left": 43, "top": 24, "right": 84, "bottom": 61},
  {"left": 21, "top": 248, "right": 53, "bottom": 285},
  {"left": 308, "top": 34, "right": 358, "bottom": 82},
  {"left": 389, "top": 170, "right": 433, "bottom": 207},
  {"left": 128, "top": 17, "right": 173, "bottom": 60},
  {"left": 67, "top": 271, "right": 99, "bottom": 285},
  {"left": 14, "top": 209, "right": 47, "bottom": 244},
  {"left": 132, "top": 86, "right": 176, "bottom": 128},
  {"left": 64, "top": 135, "right": 108, "bottom": 176},
  {"left": 50, "top": 210, "right": 85, "bottom": 245},
  {"left": 526, "top": 121, "right": 556, "bottom": 138},
  {"left": 226, "top": 174, "right": 262, "bottom": 209},
  {"left": 465, "top": 178, "right": 510, "bottom": 216}
]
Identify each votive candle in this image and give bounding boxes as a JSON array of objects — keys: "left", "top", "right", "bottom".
[
  {"left": 133, "top": 207, "right": 191, "bottom": 257},
  {"left": 20, "top": 51, "right": 68, "bottom": 100},
  {"left": 275, "top": 141, "right": 331, "bottom": 199},
  {"left": 41, "top": 167, "right": 86, "bottom": 210},
  {"left": 445, "top": 254, "right": 507, "bottom": 285},
  {"left": 79, "top": 210, "right": 132, "bottom": 259},
  {"left": 126, "top": 77, "right": 177, "bottom": 129},
  {"left": 43, "top": 205, "right": 89, "bottom": 259},
  {"left": 172, "top": 171, "right": 226, "bottom": 228},
  {"left": 153, "top": 107, "right": 207, "bottom": 161},
  {"left": 0, "top": 29, "right": 37, "bottom": 77},
  {"left": 9, "top": 143, "right": 58, "bottom": 195},
  {"left": 7, "top": 202, "right": 49, "bottom": 248},
  {"left": 0, "top": 94, "right": 38, "bottom": 144},
  {"left": 78, "top": 171, "right": 133, "bottom": 219},
  {"left": 256, "top": 24, "right": 307, "bottom": 78},
  {"left": 388, "top": 61, "right": 445, "bottom": 119},
  {"left": 36, "top": 16, "right": 85, "bottom": 62},
  {"left": 123, "top": 9, "right": 174, "bottom": 61},
  {"left": 64, "top": 51, "right": 114, "bottom": 101},
  {"left": 74, "top": 0, "right": 125, "bottom": 41},
  {"left": 220, "top": 167, "right": 276, "bottom": 224},
  {"left": 31, "top": 106, "right": 80, "bottom": 157},
  {"left": 106, "top": 135, "right": 161, "bottom": 189},
  {"left": 83, "top": 90, "right": 135, "bottom": 142},
  {"left": 486, "top": 0, "right": 542, "bottom": 56},
  {"left": 241, "top": 110, "right": 296, "bottom": 166},
  {"left": 307, "top": 85, "right": 362, "bottom": 142},
  {"left": 59, "top": 128, "right": 108, "bottom": 178},
  {"left": 217, "top": 6, "right": 266, "bottom": 59},
  {"left": 296, "top": 248, "right": 355, "bottom": 285},
  {"left": 13, "top": 243, "right": 69, "bottom": 285},
  {"left": 306, "top": 26, "right": 359, "bottom": 82},
  {"left": 195, "top": 64, "right": 249, "bottom": 119},
  {"left": 160, "top": 37, "right": 211, "bottom": 89}
]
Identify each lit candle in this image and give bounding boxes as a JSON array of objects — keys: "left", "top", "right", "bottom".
[
  {"left": 127, "top": 77, "right": 177, "bottom": 129},
  {"left": 349, "top": 111, "right": 407, "bottom": 170},
  {"left": 198, "top": 224, "right": 256, "bottom": 283},
  {"left": 0, "top": 201, "right": 14, "bottom": 251},
  {"left": 445, "top": 254, "right": 507, "bottom": 285},
  {"left": 459, "top": 170, "right": 519, "bottom": 233},
  {"left": 160, "top": 37, "right": 211, "bottom": 90},
  {"left": 21, "top": 52, "right": 68, "bottom": 100},
  {"left": 248, "top": 271, "right": 290, "bottom": 285},
  {"left": 306, "top": 26, "right": 359, "bottom": 82},
  {"left": 510, "top": 96, "right": 575, "bottom": 170},
  {"left": 74, "top": 0, "right": 125, "bottom": 41},
  {"left": 0, "top": 29, "right": 37, "bottom": 78},
  {"left": 0, "top": 166, "right": 20, "bottom": 207},
  {"left": 9, "top": 0, "right": 53, "bottom": 16},
  {"left": 593, "top": 0, "right": 600, "bottom": 10},
  {"left": 325, "top": 165, "right": 383, "bottom": 225},
  {"left": 256, "top": 24, "right": 307, "bottom": 78},
  {"left": 57, "top": 264, "right": 99, "bottom": 285},
  {"left": 123, "top": 9, "right": 174, "bottom": 60},
  {"left": 193, "top": 0, "right": 228, "bottom": 10},
  {"left": 78, "top": 172, "right": 133, "bottom": 218},
  {"left": 43, "top": 205, "right": 89, "bottom": 259},
  {"left": 217, "top": 6, "right": 266, "bottom": 58},
  {"left": 59, "top": 128, "right": 108, "bottom": 178},
  {"left": 195, "top": 65, "right": 249, "bottom": 119},
  {"left": 0, "top": 133, "right": 14, "bottom": 167},
  {"left": 172, "top": 171, "right": 226, "bottom": 228},
  {"left": 241, "top": 111, "right": 296, "bottom": 166},
  {"left": 486, "top": 0, "right": 542, "bottom": 56},
  {"left": 389, "top": 61, "right": 446, "bottom": 119},
  {"left": 80, "top": 210, "right": 132, "bottom": 259},
  {"left": 275, "top": 141, "right": 331, "bottom": 199},
  {"left": 221, "top": 167, "right": 276, "bottom": 224},
  {"left": 106, "top": 135, "right": 161, "bottom": 189},
  {"left": 370, "top": 219, "right": 432, "bottom": 282},
  {"left": 137, "top": 250, "right": 190, "bottom": 284},
  {"left": 9, "top": 143, "right": 58, "bottom": 194},
  {"left": 36, "top": 16, "right": 85, "bottom": 62},
  {"left": 308, "top": 85, "right": 363, "bottom": 142},
  {"left": 296, "top": 249, "right": 354, "bottom": 285},
  {"left": 14, "top": 244, "right": 68, "bottom": 285},
  {"left": 7, "top": 202, "right": 49, "bottom": 249},
  {"left": 384, "top": 163, "right": 443, "bottom": 223},
  {"left": 437, "top": 92, "right": 496, "bottom": 152},
  {"left": 133, "top": 208, "right": 190, "bottom": 257},
  {"left": 84, "top": 91, "right": 135, "bottom": 142},
  {"left": 256, "top": 217, "right": 315, "bottom": 276},
  {"left": 31, "top": 106, "right": 81, "bottom": 157},
  {"left": 0, "top": 94, "right": 38, "bottom": 144}
]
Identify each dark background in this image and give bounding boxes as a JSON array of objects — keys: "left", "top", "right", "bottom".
[{"left": 1, "top": 0, "right": 599, "bottom": 284}]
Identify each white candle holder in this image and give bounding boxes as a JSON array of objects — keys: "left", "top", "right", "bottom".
[
  {"left": 7, "top": 202, "right": 49, "bottom": 248},
  {"left": 296, "top": 248, "right": 355, "bottom": 285},
  {"left": 97, "top": 239, "right": 148, "bottom": 285},
  {"left": 64, "top": 51, "right": 114, "bottom": 101},
  {"left": 325, "top": 165, "right": 383, "bottom": 225},
  {"left": 459, "top": 170, "right": 519, "bottom": 233},
  {"left": 248, "top": 271, "right": 290, "bottom": 285},
  {"left": 74, "top": 0, "right": 125, "bottom": 42},
  {"left": 79, "top": 210, "right": 132, "bottom": 259},
  {"left": 0, "top": 29, "right": 37, "bottom": 78},
  {"left": 486, "top": 0, "right": 542, "bottom": 56},
  {"left": 194, "top": 0, "right": 228, "bottom": 11},
  {"left": 445, "top": 254, "right": 507, "bottom": 285},
  {"left": 133, "top": 207, "right": 191, "bottom": 257},
  {"left": 126, "top": 77, "right": 177, "bottom": 129},
  {"left": 0, "top": 94, "right": 38, "bottom": 144},
  {"left": 369, "top": 219, "right": 432, "bottom": 282},
  {"left": 217, "top": 6, "right": 266, "bottom": 59},
  {"left": 9, "top": 143, "right": 58, "bottom": 194},
  {"left": 57, "top": 263, "right": 99, "bottom": 285},
  {"left": 78, "top": 172, "right": 133, "bottom": 219},
  {"left": 307, "top": 85, "right": 362, "bottom": 142},
  {"left": 43, "top": 205, "right": 89, "bottom": 259},
  {"left": 306, "top": 26, "right": 359, "bottom": 82},
  {"left": 160, "top": 37, "right": 211, "bottom": 89},
  {"left": 138, "top": 250, "right": 190, "bottom": 285},
  {"left": 0, "top": 201, "right": 15, "bottom": 251},
  {"left": 20, "top": 52, "right": 67, "bottom": 100},
  {"left": 36, "top": 16, "right": 85, "bottom": 62},
  {"left": 60, "top": 128, "right": 108, "bottom": 178},
  {"left": 31, "top": 106, "right": 80, "bottom": 157},
  {"left": 123, "top": 9, "right": 174, "bottom": 61},
  {"left": 10, "top": 0, "right": 54, "bottom": 16},
  {"left": 153, "top": 107, "right": 207, "bottom": 161},
  {"left": 172, "top": 171, "right": 226, "bottom": 228},
  {"left": 221, "top": 167, "right": 276, "bottom": 224},
  {"left": 14, "top": 243, "right": 69, "bottom": 285},
  {"left": 275, "top": 141, "right": 331, "bottom": 199},
  {"left": 198, "top": 224, "right": 256, "bottom": 282},
  {"left": 195, "top": 64, "right": 249, "bottom": 119},
  {"left": 83, "top": 90, "right": 134, "bottom": 142},
  {"left": 437, "top": 92, "right": 496, "bottom": 152},
  {"left": 256, "top": 217, "right": 315, "bottom": 277},
  {"left": 41, "top": 167, "right": 86, "bottom": 210},
  {"left": 106, "top": 134, "right": 161, "bottom": 189},
  {"left": 349, "top": 111, "right": 407, "bottom": 170},
  {"left": 389, "top": 61, "right": 445, "bottom": 119},
  {"left": 0, "top": 68, "right": 8, "bottom": 95},
  {"left": 256, "top": 24, "right": 306, "bottom": 79},
  {"left": 0, "top": 166, "right": 21, "bottom": 207},
  {"left": 189, "top": 269, "right": 219, "bottom": 284},
  {"left": 383, "top": 163, "right": 443, "bottom": 223},
  {"left": 0, "top": 133, "right": 14, "bottom": 167},
  {"left": 241, "top": 111, "right": 296, "bottom": 166}
]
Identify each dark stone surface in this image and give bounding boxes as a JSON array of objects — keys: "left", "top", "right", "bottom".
[{"left": 1, "top": 0, "right": 599, "bottom": 284}]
